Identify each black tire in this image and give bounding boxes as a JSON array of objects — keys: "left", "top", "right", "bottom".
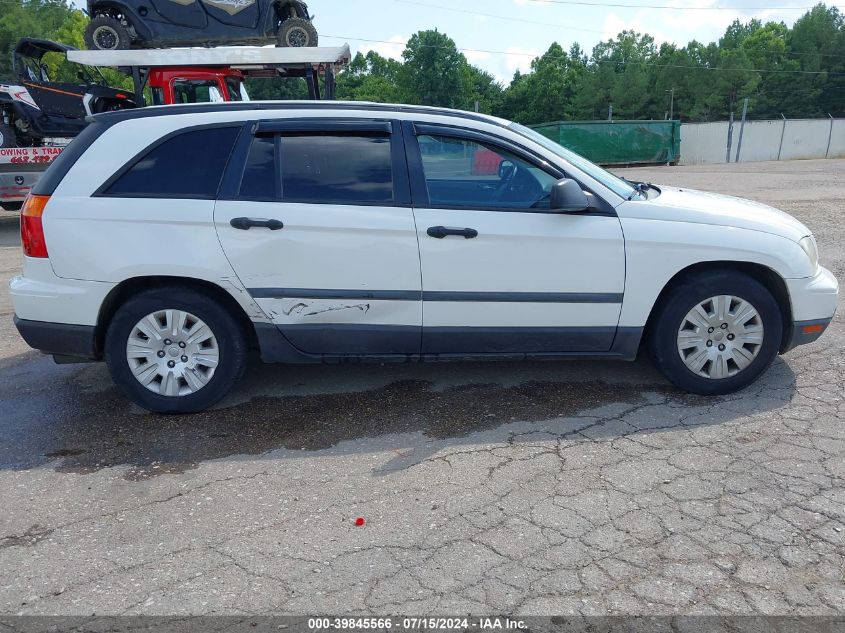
[
  {"left": 277, "top": 17, "right": 318, "bottom": 47},
  {"left": 84, "top": 16, "right": 132, "bottom": 50},
  {"left": 0, "top": 123, "right": 16, "bottom": 149},
  {"left": 105, "top": 287, "right": 247, "bottom": 413},
  {"left": 649, "top": 270, "right": 783, "bottom": 395}
]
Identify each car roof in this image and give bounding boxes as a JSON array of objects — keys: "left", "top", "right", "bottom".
[{"left": 92, "top": 100, "right": 512, "bottom": 129}]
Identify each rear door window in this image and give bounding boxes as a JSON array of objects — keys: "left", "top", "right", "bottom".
[
  {"left": 281, "top": 134, "right": 393, "bottom": 204},
  {"left": 239, "top": 135, "right": 276, "bottom": 200},
  {"left": 238, "top": 132, "right": 394, "bottom": 205},
  {"left": 102, "top": 126, "right": 240, "bottom": 199}
]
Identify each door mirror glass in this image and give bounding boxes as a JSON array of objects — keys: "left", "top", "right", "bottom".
[{"left": 549, "top": 178, "right": 590, "bottom": 213}]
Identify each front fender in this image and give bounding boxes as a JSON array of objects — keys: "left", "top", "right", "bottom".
[{"left": 618, "top": 217, "right": 815, "bottom": 328}]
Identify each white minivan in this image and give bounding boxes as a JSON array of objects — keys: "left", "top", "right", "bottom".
[{"left": 10, "top": 102, "right": 839, "bottom": 412}]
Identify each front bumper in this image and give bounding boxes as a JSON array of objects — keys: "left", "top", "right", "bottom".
[
  {"left": 782, "top": 266, "right": 838, "bottom": 352},
  {"left": 14, "top": 316, "right": 97, "bottom": 360}
]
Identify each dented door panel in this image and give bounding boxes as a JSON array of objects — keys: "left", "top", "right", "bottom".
[{"left": 213, "top": 200, "right": 423, "bottom": 355}]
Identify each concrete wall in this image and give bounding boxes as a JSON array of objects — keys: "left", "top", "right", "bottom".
[{"left": 680, "top": 118, "right": 844, "bottom": 165}]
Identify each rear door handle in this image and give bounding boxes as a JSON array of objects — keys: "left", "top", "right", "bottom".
[
  {"left": 230, "top": 217, "right": 284, "bottom": 231},
  {"left": 427, "top": 226, "right": 479, "bottom": 239}
]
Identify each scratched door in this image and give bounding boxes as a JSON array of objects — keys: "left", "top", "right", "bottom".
[{"left": 214, "top": 120, "right": 422, "bottom": 355}]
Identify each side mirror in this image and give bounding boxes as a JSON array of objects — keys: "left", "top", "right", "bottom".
[{"left": 549, "top": 178, "right": 590, "bottom": 213}]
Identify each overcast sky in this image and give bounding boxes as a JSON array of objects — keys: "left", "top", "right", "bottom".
[{"left": 312, "top": 0, "right": 843, "bottom": 84}]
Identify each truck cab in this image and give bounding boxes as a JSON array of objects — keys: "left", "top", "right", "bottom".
[{"left": 147, "top": 67, "right": 249, "bottom": 105}]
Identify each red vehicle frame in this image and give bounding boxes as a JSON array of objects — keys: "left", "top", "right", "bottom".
[{"left": 147, "top": 67, "right": 249, "bottom": 105}]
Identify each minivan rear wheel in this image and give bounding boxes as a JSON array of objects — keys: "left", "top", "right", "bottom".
[
  {"left": 649, "top": 270, "right": 782, "bottom": 395},
  {"left": 105, "top": 288, "right": 247, "bottom": 413}
]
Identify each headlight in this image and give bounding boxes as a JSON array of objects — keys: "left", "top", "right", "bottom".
[{"left": 799, "top": 236, "right": 819, "bottom": 272}]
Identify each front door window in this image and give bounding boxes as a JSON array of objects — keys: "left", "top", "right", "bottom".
[{"left": 417, "top": 134, "right": 558, "bottom": 210}]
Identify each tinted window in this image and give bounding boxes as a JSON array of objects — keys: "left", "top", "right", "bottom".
[
  {"left": 280, "top": 134, "right": 393, "bottom": 204},
  {"left": 150, "top": 86, "right": 165, "bottom": 106},
  {"left": 226, "top": 77, "right": 248, "bottom": 101},
  {"left": 239, "top": 136, "right": 276, "bottom": 200},
  {"left": 105, "top": 126, "right": 240, "bottom": 199},
  {"left": 418, "top": 134, "right": 557, "bottom": 210}
]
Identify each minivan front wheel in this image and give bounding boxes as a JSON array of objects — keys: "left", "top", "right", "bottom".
[
  {"left": 105, "top": 288, "right": 247, "bottom": 413},
  {"left": 649, "top": 271, "right": 782, "bottom": 395}
]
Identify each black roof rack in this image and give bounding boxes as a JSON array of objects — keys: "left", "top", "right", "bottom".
[{"left": 92, "top": 101, "right": 507, "bottom": 129}]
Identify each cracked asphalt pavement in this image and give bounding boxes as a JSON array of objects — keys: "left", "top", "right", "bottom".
[{"left": 0, "top": 159, "right": 844, "bottom": 617}]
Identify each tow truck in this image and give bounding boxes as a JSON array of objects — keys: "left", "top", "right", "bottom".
[{"left": 1, "top": 44, "right": 350, "bottom": 209}]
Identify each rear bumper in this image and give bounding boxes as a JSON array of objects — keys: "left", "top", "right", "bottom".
[
  {"left": 13, "top": 316, "right": 97, "bottom": 360},
  {"left": 9, "top": 259, "right": 115, "bottom": 325},
  {"left": 0, "top": 169, "right": 45, "bottom": 206}
]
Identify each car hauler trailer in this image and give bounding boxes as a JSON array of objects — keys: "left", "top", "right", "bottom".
[
  {"left": 1, "top": 44, "right": 350, "bottom": 207},
  {"left": 0, "top": 146, "right": 65, "bottom": 210},
  {"left": 67, "top": 44, "right": 352, "bottom": 105}
]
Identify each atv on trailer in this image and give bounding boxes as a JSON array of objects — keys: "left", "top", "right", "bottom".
[
  {"left": 0, "top": 38, "right": 135, "bottom": 148},
  {"left": 83, "top": 0, "right": 317, "bottom": 50}
]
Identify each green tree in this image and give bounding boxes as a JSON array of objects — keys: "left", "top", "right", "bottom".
[
  {"left": 398, "top": 29, "right": 472, "bottom": 108},
  {"left": 463, "top": 65, "right": 503, "bottom": 115},
  {"left": 336, "top": 51, "right": 402, "bottom": 102},
  {"left": 244, "top": 77, "right": 310, "bottom": 101},
  {"left": 0, "top": 0, "right": 75, "bottom": 81}
]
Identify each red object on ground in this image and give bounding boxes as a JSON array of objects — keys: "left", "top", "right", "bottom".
[{"left": 354, "top": 517, "right": 365, "bottom": 527}]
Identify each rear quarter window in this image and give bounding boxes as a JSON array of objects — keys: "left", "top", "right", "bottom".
[{"left": 101, "top": 125, "right": 240, "bottom": 199}]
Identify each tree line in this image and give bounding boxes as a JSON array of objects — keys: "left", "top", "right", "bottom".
[{"left": 3, "top": 0, "right": 843, "bottom": 124}]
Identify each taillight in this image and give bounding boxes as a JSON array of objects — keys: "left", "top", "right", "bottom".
[{"left": 20, "top": 194, "right": 50, "bottom": 258}]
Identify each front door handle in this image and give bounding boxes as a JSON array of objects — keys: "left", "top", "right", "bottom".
[
  {"left": 427, "top": 226, "right": 479, "bottom": 239},
  {"left": 230, "top": 217, "right": 284, "bottom": 231}
]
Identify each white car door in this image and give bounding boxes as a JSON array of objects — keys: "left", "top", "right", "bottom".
[
  {"left": 405, "top": 122, "right": 626, "bottom": 355},
  {"left": 214, "top": 119, "right": 422, "bottom": 356}
]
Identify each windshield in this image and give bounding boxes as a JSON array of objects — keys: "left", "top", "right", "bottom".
[{"left": 509, "top": 123, "right": 640, "bottom": 200}]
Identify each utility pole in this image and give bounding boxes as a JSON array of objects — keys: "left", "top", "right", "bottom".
[
  {"left": 667, "top": 87, "right": 675, "bottom": 121},
  {"left": 726, "top": 110, "right": 734, "bottom": 164},
  {"left": 826, "top": 113, "right": 834, "bottom": 158},
  {"left": 777, "top": 114, "right": 787, "bottom": 161},
  {"left": 735, "top": 97, "right": 748, "bottom": 163}
]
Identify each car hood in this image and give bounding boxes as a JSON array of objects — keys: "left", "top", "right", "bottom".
[{"left": 622, "top": 185, "right": 812, "bottom": 243}]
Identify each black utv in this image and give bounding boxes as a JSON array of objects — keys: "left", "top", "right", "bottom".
[
  {"left": 0, "top": 39, "right": 135, "bottom": 148},
  {"left": 83, "top": 0, "right": 317, "bottom": 50}
]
